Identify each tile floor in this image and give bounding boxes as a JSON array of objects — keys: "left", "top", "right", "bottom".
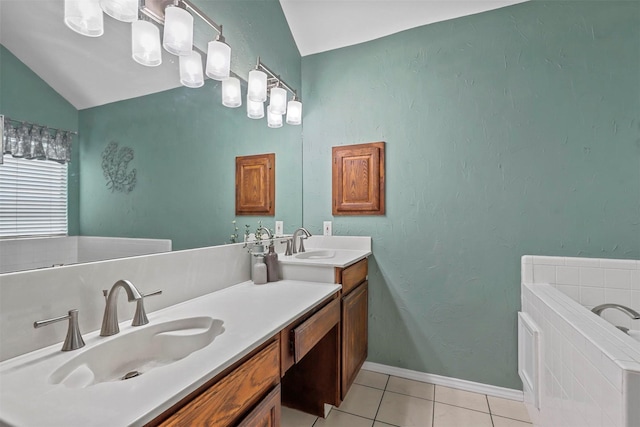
[{"left": 281, "top": 369, "right": 532, "bottom": 427}]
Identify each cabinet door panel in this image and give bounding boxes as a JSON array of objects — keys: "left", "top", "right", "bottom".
[{"left": 341, "top": 282, "right": 368, "bottom": 400}]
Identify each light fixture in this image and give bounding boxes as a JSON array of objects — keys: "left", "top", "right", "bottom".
[
  {"left": 162, "top": 5, "right": 193, "bottom": 56},
  {"left": 286, "top": 96, "right": 302, "bottom": 125},
  {"left": 64, "top": 0, "right": 104, "bottom": 37},
  {"left": 179, "top": 51, "right": 204, "bottom": 88},
  {"left": 205, "top": 29, "right": 231, "bottom": 81},
  {"left": 131, "top": 20, "right": 162, "bottom": 67},
  {"left": 267, "top": 106, "right": 283, "bottom": 128},
  {"left": 247, "top": 69, "right": 267, "bottom": 102},
  {"left": 247, "top": 97, "right": 264, "bottom": 119},
  {"left": 222, "top": 77, "right": 242, "bottom": 108},
  {"left": 269, "top": 86, "right": 287, "bottom": 116},
  {"left": 100, "top": 0, "right": 138, "bottom": 22}
]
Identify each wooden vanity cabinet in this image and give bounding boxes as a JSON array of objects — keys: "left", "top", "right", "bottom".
[
  {"left": 151, "top": 338, "right": 280, "bottom": 427},
  {"left": 335, "top": 257, "right": 369, "bottom": 401}
]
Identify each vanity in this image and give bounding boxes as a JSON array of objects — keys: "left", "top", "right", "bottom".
[{"left": 0, "top": 237, "right": 371, "bottom": 427}]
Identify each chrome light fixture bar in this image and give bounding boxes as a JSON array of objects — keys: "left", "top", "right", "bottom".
[{"left": 250, "top": 58, "right": 303, "bottom": 126}]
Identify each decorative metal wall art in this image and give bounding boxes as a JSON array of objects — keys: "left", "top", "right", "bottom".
[{"left": 101, "top": 141, "right": 137, "bottom": 193}]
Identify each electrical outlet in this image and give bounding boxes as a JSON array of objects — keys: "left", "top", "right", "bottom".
[
  {"left": 275, "top": 221, "right": 284, "bottom": 236},
  {"left": 323, "top": 221, "right": 332, "bottom": 236}
]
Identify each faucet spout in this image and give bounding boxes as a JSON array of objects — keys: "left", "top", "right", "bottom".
[
  {"left": 100, "top": 279, "right": 143, "bottom": 336},
  {"left": 291, "top": 227, "right": 312, "bottom": 254},
  {"left": 592, "top": 303, "right": 640, "bottom": 319}
]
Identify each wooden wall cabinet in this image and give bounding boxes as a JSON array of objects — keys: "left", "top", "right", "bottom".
[
  {"left": 236, "top": 153, "right": 275, "bottom": 216},
  {"left": 332, "top": 142, "right": 385, "bottom": 216}
]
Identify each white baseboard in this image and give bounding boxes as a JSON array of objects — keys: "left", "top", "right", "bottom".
[{"left": 361, "top": 361, "right": 524, "bottom": 402}]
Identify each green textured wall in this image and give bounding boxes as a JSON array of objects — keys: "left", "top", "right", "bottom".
[
  {"left": 78, "top": 0, "right": 302, "bottom": 249},
  {"left": 0, "top": 45, "right": 80, "bottom": 235},
  {"left": 302, "top": 1, "right": 640, "bottom": 389}
]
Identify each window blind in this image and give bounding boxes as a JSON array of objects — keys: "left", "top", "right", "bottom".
[{"left": 0, "top": 155, "right": 68, "bottom": 238}]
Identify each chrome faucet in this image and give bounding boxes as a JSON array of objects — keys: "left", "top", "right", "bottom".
[
  {"left": 256, "top": 226, "right": 273, "bottom": 240},
  {"left": 592, "top": 303, "right": 640, "bottom": 319},
  {"left": 291, "top": 227, "right": 311, "bottom": 254},
  {"left": 100, "top": 279, "right": 142, "bottom": 336}
]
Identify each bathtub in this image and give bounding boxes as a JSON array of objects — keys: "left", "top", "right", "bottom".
[{"left": 519, "top": 255, "right": 640, "bottom": 427}]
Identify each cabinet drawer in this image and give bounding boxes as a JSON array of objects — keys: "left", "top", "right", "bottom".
[
  {"left": 161, "top": 339, "right": 280, "bottom": 427},
  {"left": 237, "top": 384, "right": 281, "bottom": 427},
  {"left": 292, "top": 298, "right": 340, "bottom": 363},
  {"left": 337, "top": 258, "right": 368, "bottom": 295}
]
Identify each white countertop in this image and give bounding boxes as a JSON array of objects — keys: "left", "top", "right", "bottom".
[
  {"left": 0, "top": 279, "right": 341, "bottom": 427},
  {"left": 278, "top": 249, "right": 371, "bottom": 268}
]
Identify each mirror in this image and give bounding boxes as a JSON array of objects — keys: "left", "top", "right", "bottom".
[{"left": 0, "top": 0, "right": 303, "bottom": 273}]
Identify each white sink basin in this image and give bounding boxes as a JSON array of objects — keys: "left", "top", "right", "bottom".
[
  {"left": 629, "top": 330, "right": 640, "bottom": 342},
  {"left": 295, "top": 250, "right": 336, "bottom": 260},
  {"left": 49, "top": 316, "right": 224, "bottom": 389}
]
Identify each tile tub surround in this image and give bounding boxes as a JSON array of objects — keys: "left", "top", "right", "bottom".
[
  {"left": 521, "top": 282, "right": 640, "bottom": 427},
  {"left": 0, "top": 236, "right": 171, "bottom": 273},
  {"left": 0, "top": 243, "right": 250, "bottom": 361},
  {"left": 522, "top": 255, "right": 640, "bottom": 330},
  {"left": 0, "top": 279, "right": 341, "bottom": 426}
]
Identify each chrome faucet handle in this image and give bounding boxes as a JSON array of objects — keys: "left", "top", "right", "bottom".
[
  {"left": 34, "top": 309, "right": 85, "bottom": 351},
  {"left": 132, "top": 289, "right": 162, "bottom": 327},
  {"left": 299, "top": 235, "right": 308, "bottom": 253},
  {"left": 281, "top": 238, "right": 293, "bottom": 256}
]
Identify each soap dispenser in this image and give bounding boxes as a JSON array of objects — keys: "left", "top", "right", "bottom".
[
  {"left": 265, "top": 243, "right": 279, "bottom": 282},
  {"left": 252, "top": 254, "right": 267, "bottom": 285}
]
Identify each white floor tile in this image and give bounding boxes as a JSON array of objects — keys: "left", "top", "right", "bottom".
[
  {"left": 492, "top": 415, "right": 533, "bottom": 427},
  {"left": 281, "top": 406, "right": 318, "bottom": 427},
  {"left": 434, "top": 385, "right": 489, "bottom": 413},
  {"left": 376, "top": 391, "right": 434, "bottom": 427},
  {"left": 355, "top": 370, "right": 390, "bottom": 390},
  {"left": 487, "top": 396, "right": 531, "bottom": 422},
  {"left": 373, "top": 422, "right": 399, "bottom": 427},
  {"left": 433, "top": 402, "right": 492, "bottom": 427},
  {"left": 386, "top": 376, "right": 435, "bottom": 400},
  {"left": 338, "top": 384, "right": 384, "bottom": 419},
  {"left": 314, "top": 410, "right": 374, "bottom": 427}
]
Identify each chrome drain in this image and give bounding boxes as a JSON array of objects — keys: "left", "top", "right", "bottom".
[{"left": 122, "top": 371, "right": 141, "bottom": 380}]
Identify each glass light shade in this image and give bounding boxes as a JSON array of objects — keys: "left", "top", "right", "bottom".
[
  {"left": 222, "top": 77, "right": 242, "bottom": 108},
  {"left": 64, "top": 0, "right": 104, "bottom": 37},
  {"left": 179, "top": 51, "right": 204, "bottom": 88},
  {"left": 131, "top": 20, "right": 162, "bottom": 67},
  {"left": 100, "top": 0, "right": 137, "bottom": 22},
  {"left": 162, "top": 6, "right": 193, "bottom": 56},
  {"left": 247, "top": 97, "right": 264, "bottom": 119},
  {"left": 247, "top": 70, "right": 267, "bottom": 102},
  {"left": 205, "top": 40, "right": 231, "bottom": 81},
  {"left": 269, "top": 87, "right": 287, "bottom": 115},
  {"left": 286, "top": 100, "right": 302, "bottom": 125},
  {"left": 267, "top": 106, "right": 283, "bottom": 128}
]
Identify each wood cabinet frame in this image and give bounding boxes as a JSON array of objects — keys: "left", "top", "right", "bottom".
[
  {"left": 236, "top": 153, "right": 275, "bottom": 216},
  {"left": 332, "top": 142, "right": 385, "bottom": 216}
]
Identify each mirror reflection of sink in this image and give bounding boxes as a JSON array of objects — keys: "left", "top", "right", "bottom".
[
  {"left": 49, "top": 316, "right": 224, "bottom": 389},
  {"left": 295, "top": 250, "right": 336, "bottom": 260}
]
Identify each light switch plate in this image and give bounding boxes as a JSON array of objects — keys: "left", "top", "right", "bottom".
[
  {"left": 275, "top": 221, "right": 284, "bottom": 236},
  {"left": 323, "top": 221, "right": 332, "bottom": 236}
]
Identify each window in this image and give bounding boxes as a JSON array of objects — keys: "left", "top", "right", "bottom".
[{"left": 0, "top": 155, "right": 68, "bottom": 238}]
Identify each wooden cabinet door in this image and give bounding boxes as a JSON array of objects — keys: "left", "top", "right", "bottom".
[
  {"left": 236, "top": 153, "right": 275, "bottom": 216},
  {"left": 237, "top": 385, "right": 281, "bottom": 427},
  {"left": 332, "top": 142, "right": 384, "bottom": 215},
  {"left": 341, "top": 281, "right": 368, "bottom": 400}
]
